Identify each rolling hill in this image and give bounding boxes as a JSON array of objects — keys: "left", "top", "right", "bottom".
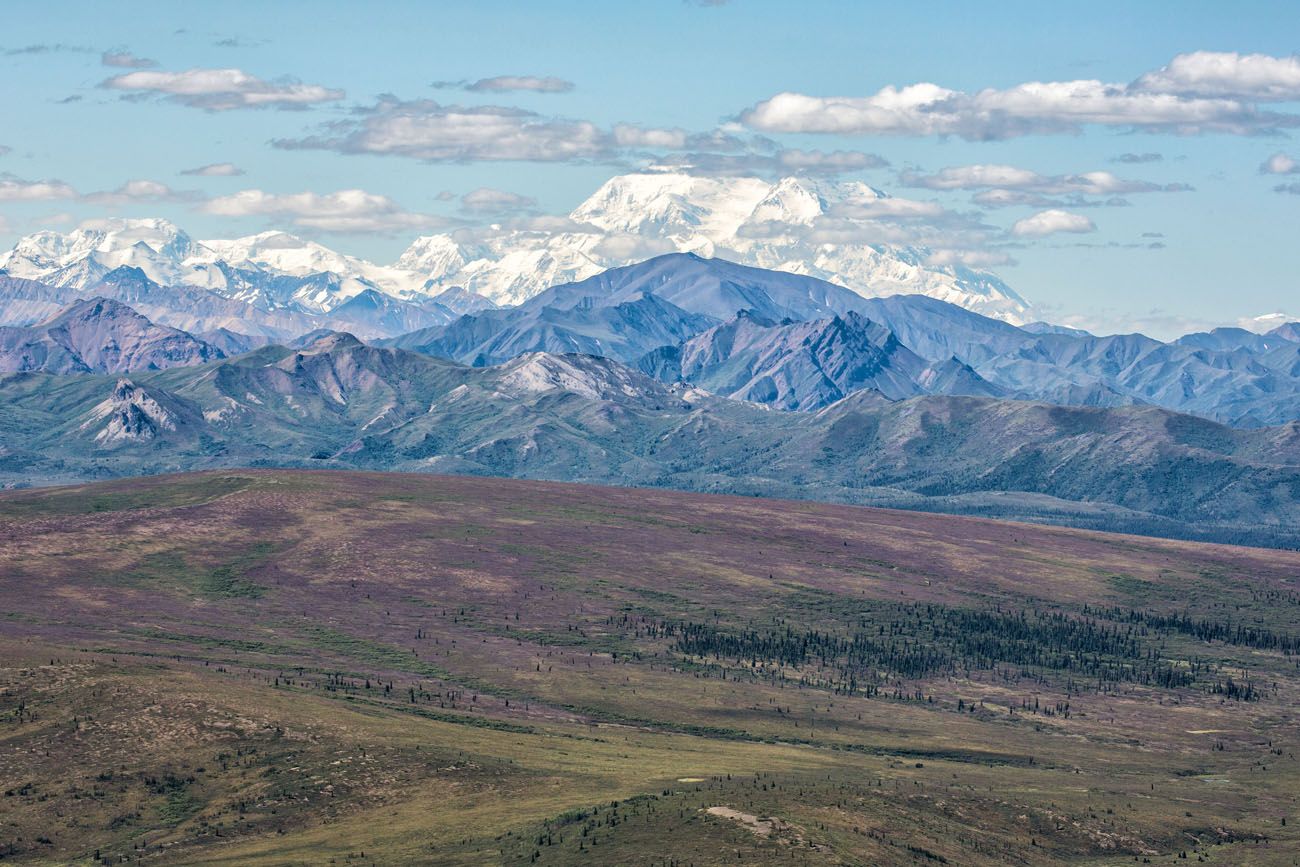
[{"left": 0, "top": 469, "right": 1297, "bottom": 864}]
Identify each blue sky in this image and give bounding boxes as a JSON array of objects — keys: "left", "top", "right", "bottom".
[{"left": 2, "top": 0, "right": 1298, "bottom": 334}]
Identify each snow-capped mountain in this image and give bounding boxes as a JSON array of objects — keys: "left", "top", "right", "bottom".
[
  {"left": 398, "top": 173, "right": 1032, "bottom": 322},
  {"left": 0, "top": 219, "right": 424, "bottom": 315},
  {"left": 0, "top": 172, "right": 1032, "bottom": 324}
]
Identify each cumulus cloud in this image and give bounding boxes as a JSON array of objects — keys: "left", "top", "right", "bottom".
[
  {"left": 613, "top": 124, "right": 691, "bottom": 149},
  {"left": 101, "top": 67, "right": 344, "bottom": 110},
  {"left": 459, "top": 187, "right": 538, "bottom": 214},
  {"left": 0, "top": 145, "right": 11, "bottom": 157},
  {"left": 1260, "top": 152, "right": 1298, "bottom": 174},
  {"left": 1274, "top": 181, "right": 1300, "bottom": 195},
  {"left": 0, "top": 175, "right": 193, "bottom": 207},
  {"left": 101, "top": 50, "right": 156, "bottom": 68},
  {"left": 82, "top": 179, "right": 195, "bottom": 206},
  {"left": 275, "top": 98, "right": 609, "bottom": 161},
  {"left": 0, "top": 176, "right": 78, "bottom": 202},
  {"left": 1132, "top": 51, "right": 1300, "bottom": 101},
  {"left": 180, "top": 162, "right": 245, "bottom": 177},
  {"left": 742, "top": 52, "right": 1300, "bottom": 139},
  {"left": 1010, "top": 209, "right": 1096, "bottom": 237},
  {"left": 200, "top": 188, "right": 450, "bottom": 233}
]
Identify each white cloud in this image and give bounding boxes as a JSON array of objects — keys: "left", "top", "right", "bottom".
[
  {"left": 925, "top": 249, "right": 1016, "bottom": 268},
  {"left": 101, "top": 50, "right": 156, "bottom": 68},
  {"left": 0, "top": 176, "right": 196, "bottom": 207},
  {"left": 465, "top": 75, "right": 574, "bottom": 93},
  {"left": 652, "top": 147, "right": 888, "bottom": 177},
  {"left": 742, "top": 53, "right": 1300, "bottom": 139},
  {"left": 591, "top": 234, "right": 678, "bottom": 260},
  {"left": 613, "top": 124, "right": 690, "bottom": 149},
  {"left": 200, "top": 188, "right": 449, "bottom": 233},
  {"left": 1260, "top": 152, "right": 1298, "bottom": 175},
  {"left": 1237, "top": 312, "right": 1296, "bottom": 333},
  {"left": 0, "top": 176, "right": 78, "bottom": 201},
  {"left": 1133, "top": 51, "right": 1300, "bottom": 101},
  {"left": 459, "top": 187, "right": 538, "bottom": 214},
  {"left": 1011, "top": 209, "right": 1096, "bottom": 237},
  {"left": 101, "top": 67, "right": 344, "bottom": 110},
  {"left": 276, "top": 98, "right": 609, "bottom": 161},
  {"left": 902, "top": 164, "right": 1190, "bottom": 209},
  {"left": 828, "top": 196, "right": 946, "bottom": 219},
  {"left": 180, "top": 162, "right": 245, "bottom": 177},
  {"left": 82, "top": 179, "right": 193, "bottom": 206}
]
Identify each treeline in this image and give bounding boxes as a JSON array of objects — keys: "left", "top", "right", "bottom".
[
  {"left": 636, "top": 601, "right": 1280, "bottom": 701},
  {"left": 1081, "top": 604, "right": 1299, "bottom": 653}
]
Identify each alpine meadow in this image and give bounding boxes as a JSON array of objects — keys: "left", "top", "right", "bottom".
[{"left": 2, "top": 3, "right": 1299, "bottom": 865}]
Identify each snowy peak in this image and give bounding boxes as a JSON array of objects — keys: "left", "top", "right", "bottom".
[
  {"left": 1, "top": 171, "right": 1033, "bottom": 323},
  {"left": 401, "top": 171, "right": 1032, "bottom": 321}
]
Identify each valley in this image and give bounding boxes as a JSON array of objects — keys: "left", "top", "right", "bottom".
[{"left": 1, "top": 470, "right": 1297, "bottom": 864}]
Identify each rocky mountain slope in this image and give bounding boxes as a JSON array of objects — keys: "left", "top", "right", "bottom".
[
  {"left": 0, "top": 297, "right": 221, "bottom": 374},
  {"left": 3, "top": 334, "right": 1299, "bottom": 546},
  {"left": 638, "top": 310, "right": 1001, "bottom": 409}
]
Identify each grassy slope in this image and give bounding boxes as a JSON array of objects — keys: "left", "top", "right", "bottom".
[{"left": 1, "top": 469, "right": 1298, "bottom": 865}]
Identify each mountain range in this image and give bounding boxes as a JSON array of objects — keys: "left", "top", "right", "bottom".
[
  {"left": 4, "top": 237, "right": 1300, "bottom": 546},
  {"left": 2, "top": 311, "right": 1299, "bottom": 547},
  {"left": 0, "top": 172, "right": 1029, "bottom": 322}
]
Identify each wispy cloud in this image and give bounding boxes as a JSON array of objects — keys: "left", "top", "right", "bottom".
[
  {"left": 434, "top": 75, "right": 576, "bottom": 94},
  {"left": 101, "top": 67, "right": 344, "bottom": 111},
  {"left": 2, "top": 43, "right": 92, "bottom": 56},
  {"left": 653, "top": 147, "right": 888, "bottom": 177},
  {"left": 275, "top": 98, "right": 610, "bottom": 161},
  {"left": 459, "top": 187, "right": 538, "bottom": 215},
  {"left": 900, "top": 163, "right": 1190, "bottom": 208},
  {"left": 101, "top": 49, "right": 157, "bottom": 69},
  {"left": 1112, "top": 152, "right": 1163, "bottom": 164},
  {"left": 180, "top": 162, "right": 245, "bottom": 177}
]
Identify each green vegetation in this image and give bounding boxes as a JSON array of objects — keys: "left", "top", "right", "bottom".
[{"left": 1, "top": 469, "right": 1298, "bottom": 865}]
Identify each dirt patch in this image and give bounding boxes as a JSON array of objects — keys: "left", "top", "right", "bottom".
[{"left": 704, "top": 806, "right": 787, "bottom": 838}]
